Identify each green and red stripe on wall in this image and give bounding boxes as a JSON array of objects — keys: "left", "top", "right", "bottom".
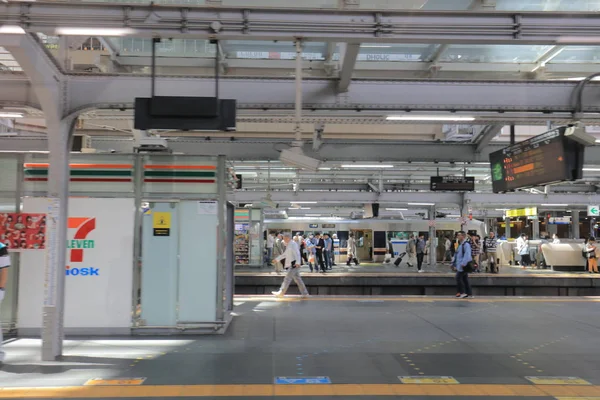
[
  {"left": 24, "top": 164, "right": 217, "bottom": 184},
  {"left": 143, "top": 165, "right": 216, "bottom": 184}
]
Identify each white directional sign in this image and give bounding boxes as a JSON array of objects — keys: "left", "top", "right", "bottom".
[{"left": 588, "top": 205, "right": 600, "bottom": 217}]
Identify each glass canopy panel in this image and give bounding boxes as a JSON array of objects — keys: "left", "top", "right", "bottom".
[
  {"left": 550, "top": 47, "right": 600, "bottom": 63},
  {"left": 113, "top": 38, "right": 214, "bottom": 57},
  {"left": 358, "top": 44, "right": 433, "bottom": 62},
  {"left": 224, "top": 41, "right": 329, "bottom": 60},
  {"left": 438, "top": 45, "right": 553, "bottom": 63},
  {"left": 495, "top": 0, "right": 600, "bottom": 11},
  {"left": 0, "top": 47, "right": 21, "bottom": 71}
]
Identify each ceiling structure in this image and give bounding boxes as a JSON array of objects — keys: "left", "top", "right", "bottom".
[{"left": 2, "top": 0, "right": 600, "bottom": 220}]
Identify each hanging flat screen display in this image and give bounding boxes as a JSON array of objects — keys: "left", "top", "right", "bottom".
[
  {"left": 489, "top": 127, "right": 584, "bottom": 193},
  {"left": 430, "top": 176, "right": 475, "bottom": 191}
]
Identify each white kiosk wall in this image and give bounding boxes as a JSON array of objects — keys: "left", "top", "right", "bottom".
[{"left": 18, "top": 198, "right": 134, "bottom": 335}]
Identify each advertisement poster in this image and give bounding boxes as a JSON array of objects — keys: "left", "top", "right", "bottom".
[
  {"left": 18, "top": 197, "right": 134, "bottom": 333},
  {"left": 0, "top": 213, "right": 46, "bottom": 250}
]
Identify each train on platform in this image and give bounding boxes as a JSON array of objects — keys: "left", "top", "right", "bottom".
[{"left": 264, "top": 218, "right": 486, "bottom": 263}]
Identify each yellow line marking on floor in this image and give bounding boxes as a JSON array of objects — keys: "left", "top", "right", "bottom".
[
  {"left": 84, "top": 378, "right": 146, "bottom": 386},
  {"left": 527, "top": 377, "right": 592, "bottom": 386},
  {"left": 1, "top": 384, "right": 600, "bottom": 398}
]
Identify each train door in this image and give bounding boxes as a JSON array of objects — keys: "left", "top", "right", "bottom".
[{"left": 352, "top": 229, "right": 373, "bottom": 262}]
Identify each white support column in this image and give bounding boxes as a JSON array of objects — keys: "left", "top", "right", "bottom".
[
  {"left": 3, "top": 33, "right": 73, "bottom": 361},
  {"left": 429, "top": 205, "right": 436, "bottom": 266},
  {"left": 42, "top": 118, "right": 74, "bottom": 361}
]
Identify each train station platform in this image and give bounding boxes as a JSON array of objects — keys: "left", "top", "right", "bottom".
[
  {"left": 1, "top": 296, "right": 600, "bottom": 399},
  {"left": 235, "top": 264, "right": 600, "bottom": 297}
]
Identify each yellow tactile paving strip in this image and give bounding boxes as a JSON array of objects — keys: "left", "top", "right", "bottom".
[{"left": 0, "top": 384, "right": 600, "bottom": 398}]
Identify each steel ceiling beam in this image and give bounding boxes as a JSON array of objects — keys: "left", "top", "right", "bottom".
[
  {"left": 3, "top": 2, "right": 600, "bottom": 45},
  {"left": 4, "top": 136, "right": 600, "bottom": 164},
  {"left": 230, "top": 190, "right": 600, "bottom": 207},
  {"left": 34, "top": 74, "right": 600, "bottom": 116},
  {"left": 338, "top": 43, "right": 360, "bottom": 92},
  {"left": 474, "top": 124, "right": 503, "bottom": 152}
]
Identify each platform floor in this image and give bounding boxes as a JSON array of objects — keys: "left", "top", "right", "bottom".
[
  {"left": 237, "top": 262, "right": 591, "bottom": 276},
  {"left": 1, "top": 296, "right": 600, "bottom": 399}
]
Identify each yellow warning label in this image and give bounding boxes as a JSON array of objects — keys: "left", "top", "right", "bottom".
[
  {"left": 84, "top": 378, "right": 146, "bottom": 386},
  {"left": 152, "top": 212, "right": 171, "bottom": 236},
  {"left": 399, "top": 376, "right": 459, "bottom": 384},
  {"left": 153, "top": 212, "right": 171, "bottom": 229},
  {"left": 526, "top": 376, "right": 591, "bottom": 385}
]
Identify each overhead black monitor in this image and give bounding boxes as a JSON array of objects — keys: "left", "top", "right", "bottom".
[
  {"left": 489, "top": 126, "right": 584, "bottom": 193},
  {"left": 134, "top": 97, "right": 236, "bottom": 131},
  {"left": 430, "top": 176, "right": 475, "bottom": 191}
]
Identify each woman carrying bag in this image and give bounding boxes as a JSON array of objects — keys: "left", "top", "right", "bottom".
[{"left": 586, "top": 237, "right": 599, "bottom": 274}]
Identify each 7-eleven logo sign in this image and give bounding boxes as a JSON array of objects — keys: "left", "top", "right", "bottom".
[{"left": 67, "top": 217, "right": 96, "bottom": 263}]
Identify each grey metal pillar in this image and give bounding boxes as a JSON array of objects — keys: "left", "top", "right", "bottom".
[
  {"left": 42, "top": 118, "right": 74, "bottom": 361},
  {"left": 131, "top": 154, "right": 143, "bottom": 321},
  {"left": 216, "top": 155, "right": 226, "bottom": 321},
  {"left": 460, "top": 195, "right": 468, "bottom": 231},
  {"left": 572, "top": 211, "right": 580, "bottom": 239},
  {"left": 505, "top": 217, "right": 511, "bottom": 239},
  {"left": 429, "top": 205, "right": 436, "bottom": 266},
  {"left": 532, "top": 216, "right": 540, "bottom": 239}
]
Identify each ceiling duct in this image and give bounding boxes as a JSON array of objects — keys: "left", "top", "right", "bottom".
[{"left": 443, "top": 125, "right": 485, "bottom": 141}]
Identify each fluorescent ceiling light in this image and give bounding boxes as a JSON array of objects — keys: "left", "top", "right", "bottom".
[
  {"left": 318, "top": 167, "right": 332, "bottom": 170},
  {"left": 341, "top": 164, "right": 394, "bottom": 168},
  {"left": 446, "top": 214, "right": 461, "bottom": 218},
  {"left": 291, "top": 201, "right": 317, "bottom": 204},
  {"left": 408, "top": 202, "right": 435, "bottom": 206},
  {"left": 583, "top": 168, "right": 600, "bottom": 171},
  {"left": 299, "top": 207, "right": 311, "bottom": 210},
  {"left": 386, "top": 208, "right": 408, "bottom": 211},
  {"left": 386, "top": 115, "right": 475, "bottom": 122},
  {"left": 0, "top": 112, "right": 23, "bottom": 118},
  {"left": 305, "top": 214, "right": 322, "bottom": 217},
  {"left": 235, "top": 171, "right": 258, "bottom": 176},
  {"left": 541, "top": 204, "right": 568, "bottom": 206},
  {"left": 361, "top": 45, "right": 392, "bottom": 48},
  {"left": 495, "top": 208, "right": 510, "bottom": 211},
  {"left": 55, "top": 27, "right": 135, "bottom": 36},
  {"left": 557, "top": 36, "right": 600, "bottom": 44},
  {"left": 0, "top": 25, "right": 25, "bottom": 34}
]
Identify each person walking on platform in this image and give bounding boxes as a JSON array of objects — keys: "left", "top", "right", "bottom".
[
  {"left": 483, "top": 232, "right": 499, "bottom": 273},
  {"left": 444, "top": 236, "right": 452, "bottom": 264},
  {"left": 272, "top": 233, "right": 309, "bottom": 298},
  {"left": 407, "top": 234, "right": 417, "bottom": 268},
  {"left": 330, "top": 234, "right": 338, "bottom": 266},
  {"left": 0, "top": 241, "right": 11, "bottom": 363},
  {"left": 315, "top": 232, "right": 327, "bottom": 273},
  {"left": 586, "top": 237, "right": 599, "bottom": 274},
  {"left": 272, "top": 233, "right": 285, "bottom": 274},
  {"left": 323, "top": 233, "right": 333, "bottom": 270},
  {"left": 416, "top": 234, "right": 426, "bottom": 273},
  {"left": 266, "top": 232, "right": 275, "bottom": 264},
  {"left": 453, "top": 231, "right": 473, "bottom": 299},
  {"left": 346, "top": 233, "right": 359, "bottom": 266}
]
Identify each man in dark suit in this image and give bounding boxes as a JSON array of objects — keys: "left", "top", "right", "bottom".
[{"left": 315, "top": 232, "right": 327, "bottom": 273}]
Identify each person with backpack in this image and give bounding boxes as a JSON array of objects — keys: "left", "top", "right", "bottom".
[{"left": 452, "top": 231, "right": 473, "bottom": 299}]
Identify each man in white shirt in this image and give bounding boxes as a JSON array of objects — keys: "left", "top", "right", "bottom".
[
  {"left": 266, "top": 232, "right": 275, "bottom": 264},
  {"left": 272, "top": 233, "right": 309, "bottom": 298}
]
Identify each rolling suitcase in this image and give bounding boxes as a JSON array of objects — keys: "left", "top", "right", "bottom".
[{"left": 394, "top": 252, "right": 407, "bottom": 267}]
